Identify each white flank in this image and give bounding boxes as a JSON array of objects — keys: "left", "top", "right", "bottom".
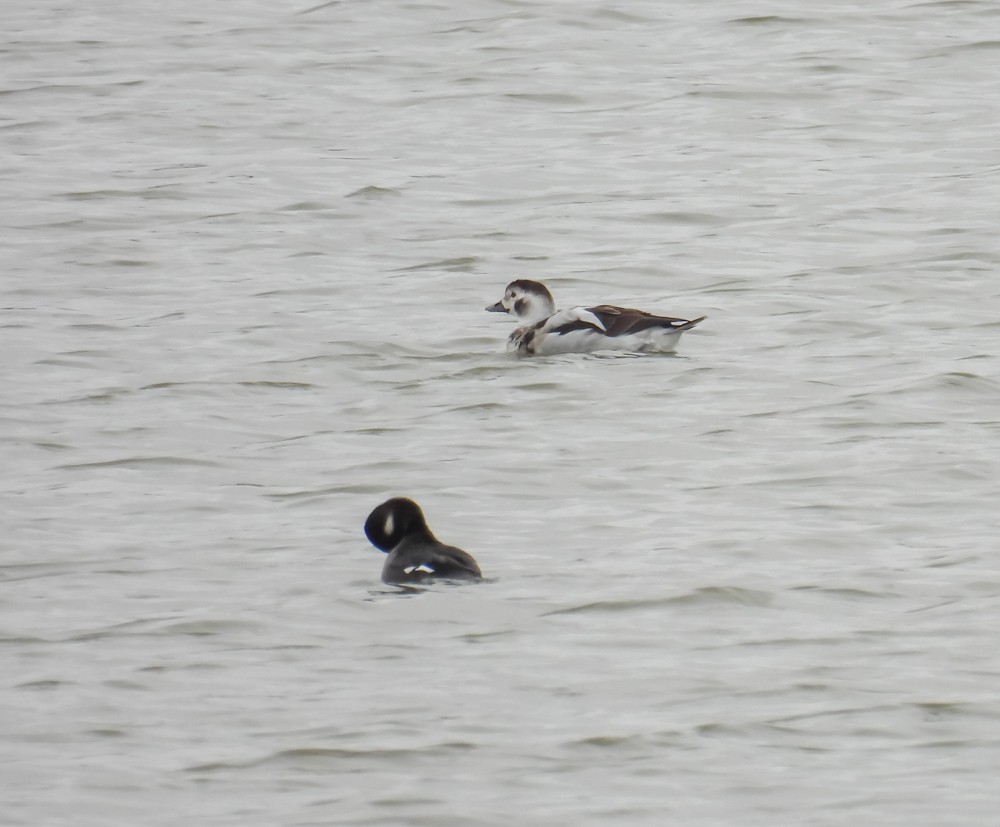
[
  {"left": 535, "top": 328, "right": 683, "bottom": 356},
  {"left": 404, "top": 564, "right": 435, "bottom": 575}
]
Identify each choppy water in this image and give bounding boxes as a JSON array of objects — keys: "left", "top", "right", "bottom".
[{"left": 4, "top": 1, "right": 1000, "bottom": 824}]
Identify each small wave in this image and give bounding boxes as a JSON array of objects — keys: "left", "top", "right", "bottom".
[
  {"left": 393, "top": 256, "right": 479, "bottom": 273},
  {"left": 15, "top": 679, "right": 72, "bottom": 691},
  {"left": 237, "top": 380, "right": 316, "bottom": 390},
  {"left": 609, "top": 210, "right": 730, "bottom": 226},
  {"left": 157, "top": 619, "right": 264, "bottom": 637},
  {"left": 727, "top": 15, "right": 809, "bottom": 26},
  {"left": 55, "top": 456, "right": 221, "bottom": 471},
  {"left": 276, "top": 200, "right": 337, "bottom": 211},
  {"left": 265, "top": 482, "right": 387, "bottom": 500},
  {"left": 545, "top": 587, "right": 773, "bottom": 616},
  {"left": 504, "top": 92, "right": 587, "bottom": 106},
  {"left": 926, "top": 39, "right": 1000, "bottom": 57},
  {"left": 184, "top": 741, "right": 476, "bottom": 774},
  {"left": 345, "top": 185, "right": 402, "bottom": 200}
]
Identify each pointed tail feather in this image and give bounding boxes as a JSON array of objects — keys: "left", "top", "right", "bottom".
[{"left": 671, "top": 315, "right": 706, "bottom": 332}]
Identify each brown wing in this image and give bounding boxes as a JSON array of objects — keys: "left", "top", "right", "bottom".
[{"left": 587, "top": 305, "right": 706, "bottom": 337}]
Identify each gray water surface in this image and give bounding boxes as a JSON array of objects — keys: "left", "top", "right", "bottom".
[{"left": 3, "top": 1, "right": 1000, "bottom": 825}]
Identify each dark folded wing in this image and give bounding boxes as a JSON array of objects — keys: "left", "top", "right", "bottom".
[
  {"left": 427, "top": 545, "right": 483, "bottom": 580},
  {"left": 587, "top": 305, "right": 706, "bottom": 337}
]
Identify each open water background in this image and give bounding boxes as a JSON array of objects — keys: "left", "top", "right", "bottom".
[{"left": 3, "top": 1, "right": 1000, "bottom": 824}]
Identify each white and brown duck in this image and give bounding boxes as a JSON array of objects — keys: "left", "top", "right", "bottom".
[{"left": 486, "top": 279, "right": 705, "bottom": 355}]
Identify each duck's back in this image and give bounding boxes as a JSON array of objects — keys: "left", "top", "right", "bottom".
[{"left": 382, "top": 538, "right": 483, "bottom": 583}]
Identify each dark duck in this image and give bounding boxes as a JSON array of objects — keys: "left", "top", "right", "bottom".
[{"left": 364, "top": 498, "right": 483, "bottom": 585}]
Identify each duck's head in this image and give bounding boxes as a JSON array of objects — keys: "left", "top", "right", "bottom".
[
  {"left": 364, "top": 497, "right": 431, "bottom": 552},
  {"left": 485, "top": 279, "right": 556, "bottom": 323}
]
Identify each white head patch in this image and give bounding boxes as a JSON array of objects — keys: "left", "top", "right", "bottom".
[{"left": 384, "top": 512, "right": 394, "bottom": 536}]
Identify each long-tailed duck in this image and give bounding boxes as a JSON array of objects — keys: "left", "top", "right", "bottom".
[
  {"left": 486, "top": 279, "right": 706, "bottom": 355},
  {"left": 364, "top": 497, "right": 483, "bottom": 585}
]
